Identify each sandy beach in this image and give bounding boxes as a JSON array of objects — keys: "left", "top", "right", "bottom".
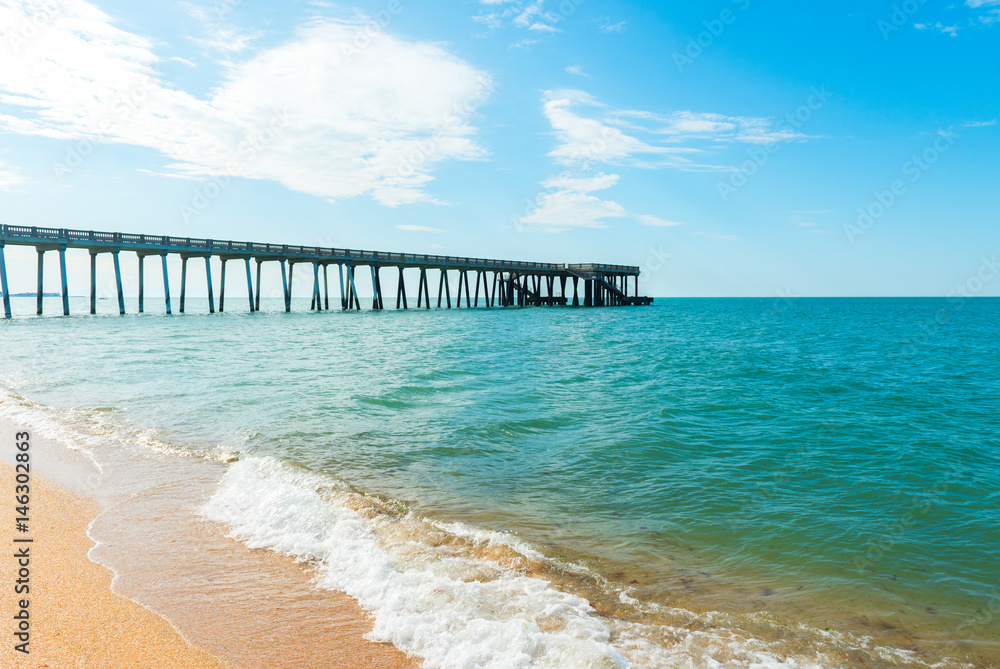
[
  {"left": 1, "top": 462, "right": 231, "bottom": 668},
  {"left": 0, "top": 453, "right": 418, "bottom": 669}
]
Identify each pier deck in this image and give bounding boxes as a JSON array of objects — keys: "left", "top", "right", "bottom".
[{"left": 0, "top": 225, "right": 652, "bottom": 317}]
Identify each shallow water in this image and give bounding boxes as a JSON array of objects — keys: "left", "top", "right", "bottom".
[{"left": 1, "top": 296, "right": 998, "bottom": 667}]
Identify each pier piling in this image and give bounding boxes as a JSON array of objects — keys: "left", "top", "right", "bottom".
[
  {"left": 113, "top": 250, "right": 125, "bottom": 315},
  {"left": 0, "top": 226, "right": 651, "bottom": 318},
  {"left": 36, "top": 249, "right": 44, "bottom": 315},
  {"left": 162, "top": 253, "right": 171, "bottom": 314},
  {"left": 180, "top": 257, "right": 188, "bottom": 313},
  {"left": 0, "top": 242, "right": 10, "bottom": 319},
  {"left": 59, "top": 246, "right": 69, "bottom": 315}
]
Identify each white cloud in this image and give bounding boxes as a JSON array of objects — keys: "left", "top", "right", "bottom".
[
  {"left": 523, "top": 89, "right": 810, "bottom": 234},
  {"left": 519, "top": 172, "right": 626, "bottom": 230},
  {"left": 396, "top": 225, "right": 444, "bottom": 233},
  {"left": 693, "top": 231, "right": 739, "bottom": 241},
  {"left": 638, "top": 215, "right": 682, "bottom": 227},
  {"left": 0, "top": 1, "right": 491, "bottom": 207},
  {"left": 914, "top": 22, "right": 959, "bottom": 36},
  {"left": 966, "top": 0, "right": 1000, "bottom": 8},
  {"left": 964, "top": 119, "right": 997, "bottom": 127},
  {"left": 472, "top": 0, "right": 564, "bottom": 40},
  {"left": 0, "top": 159, "right": 28, "bottom": 191},
  {"left": 540, "top": 90, "right": 801, "bottom": 170},
  {"left": 599, "top": 20, "right": 626, "bottom": 33},
  {"left": 565, "top": 64, "right": 587, "bottom": 77}
]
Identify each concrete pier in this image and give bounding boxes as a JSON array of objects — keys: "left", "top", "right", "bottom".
[{"left": 0, "top": 225, "right": 652, "bottom": 317}]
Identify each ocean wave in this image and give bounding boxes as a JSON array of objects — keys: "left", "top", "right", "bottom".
[{"left": 201, "top": 456, "right": 952, "bottom": 669}]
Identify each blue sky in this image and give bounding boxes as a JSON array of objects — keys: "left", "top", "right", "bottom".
[{"left": 0, "top": 0, "right": 998, "bottom": 298}]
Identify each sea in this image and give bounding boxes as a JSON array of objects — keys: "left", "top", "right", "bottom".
[{"left": 1, "top": 296, "right": 998, "bottom": 668}]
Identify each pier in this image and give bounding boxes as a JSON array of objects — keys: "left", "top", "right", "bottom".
[{"left": 0, "top": 225, "right": 653, "bottom": 318}]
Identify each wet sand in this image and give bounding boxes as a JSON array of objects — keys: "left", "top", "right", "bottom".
[
  {"left": 1, "top": 462, "right": 230, "bottom": 668},
  {"left": 0, "top": 455, "right": 418, "bottom": 669}
]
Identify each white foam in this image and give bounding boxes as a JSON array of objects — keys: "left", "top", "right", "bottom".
[
  {"left": 202, "top": 456, "right": 630, "bottom": 668},
  {"left": 202, "top": 456, "right": 967, "bottom": 669}
]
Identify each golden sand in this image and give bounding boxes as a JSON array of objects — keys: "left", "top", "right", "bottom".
[{"left": 1, "top": 464, "right": 417, "bottom": 669}]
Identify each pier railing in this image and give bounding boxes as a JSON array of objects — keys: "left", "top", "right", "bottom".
[{"left": 0, "top": 225, "right": 652, "bottom": 317}]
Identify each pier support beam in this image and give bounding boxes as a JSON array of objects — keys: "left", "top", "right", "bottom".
[
  {"left": 281, "top": 260, "right": 290, "bottom": 312},
  {"left": 0, "top": 242, "right": 10, "bottom": 319},
  {"left": 338, "top": 264, "right": 347, "bottom": 310},
  {"left": 346, "top": 264, "right": 360, "bottom": 310},
  {"left": 205, "top": 256, "right": 215, "bottom": 313},
  {"left": 138, "top": 254, "right": 145, "bottom": 313},
  {"left": 180, "top": 257, "right": 188, "bottom": 313},
  {"left": 417, "top": 268, "right": 429, "bottom": 309},
  {"left": 245, "top": 257, "right": 254, "bottom": 312},
  {"left": 255, "top": 260, "right": 263, "bottom": 312},
  {"left": 113, "top": 250, "right": 125, "bottom": 315},
  {"left": 36, "top": 249, "right": 44, "bottom": 315},
  {"left": 371, "top": 265, "right": 383, "bottom": 310},
  {"left": 162, "top": 253, "right": 171, "bottom": 314},
  {"left": 59, "top": 246, "right": 69, "bottom": 315},
  {"left": 438, "top": 269, "right": 452, "bottom": 308},
  {"left": 396, "top": 267, "right": 408, "bottom": 310},
  {"left": 219, "top": 259, "right": 228, "bottom": 312},
  {"left": 88, "top": 252, "right": 97, "bottom": 315},
  {"left": 323, "top": 264, "right": 330, "bottom": 311},
  {"left": 313, "top": 262, "right": 321, "bottom": 311}
]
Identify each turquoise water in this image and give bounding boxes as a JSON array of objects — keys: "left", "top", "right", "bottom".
[{"left": 1, "top": 296, "right": 998, "bottom": 667}]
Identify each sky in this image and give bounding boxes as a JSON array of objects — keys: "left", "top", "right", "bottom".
[{"left": 0, "top": 0, "right": 998, "bottom": 298}]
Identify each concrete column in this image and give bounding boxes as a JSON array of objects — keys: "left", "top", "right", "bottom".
[
  {"left": 0, "top": 242, "right": 11, "bottom": 319},
  {"left": 89, "top": 252, "right": 97, "bottom": 314},
  {"left": 179, "top": 257, "right": 188, "bottom": 313},
  {"left": 59, "top": 246, "right": 69, "bottom": 315},
  {"left": 113, "top": 250, "right": 125, "bottom": 315},
  {"left": 205, "top": 255, "right": 215, "bottom": 313},
  {"left": 36, "top": 249, "right": 44, "bottom": 315},
  {"left": 162, "top": 253, "right": 171, "bottom": 314}
]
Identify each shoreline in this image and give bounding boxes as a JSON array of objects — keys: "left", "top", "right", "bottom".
[
  {"left": 0, "top": 419, "right": 418, "bottom": 669},
  {"left": 0, "top": 462, "right": 231, "bottom": 668},
  {"left": 0, "top": 398, "right": 994, "bottom": 668}
]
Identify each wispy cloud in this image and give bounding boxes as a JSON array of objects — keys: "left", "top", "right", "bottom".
[
  {"left": 638, "top": 215, "right": 683, "bottom": 227},
  {"left": 473, "top": 0, "right": 587, "bottom": 43},
  {"left": 541, "top": 89, "right": 805, "bottom": 170},
  {"left": 519, "top": 173, "right": 627, "bottom": 231},
  {"left": 0, "top": 159, "right": 28, "bottom": 191},
  {"left": 914, "top": 22, "right": 959, "bottom": 37},
  {"left": 520, "top": 89, "right": 806, "bottom": 233},
  {"left": 396, "top": 225, "right": 444, "bottom": 233},
  {"left": 565, "top": 64, "right": 587, "bottom": 77},
  {"left": 0, "top": 2, "right": 491, "bottom": 207},
  {"left": 693, "top": 231, "right": 739, "bottom": 241},
  {"left": 599, "top": 20, "right": 626, "bottom": 33}
]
